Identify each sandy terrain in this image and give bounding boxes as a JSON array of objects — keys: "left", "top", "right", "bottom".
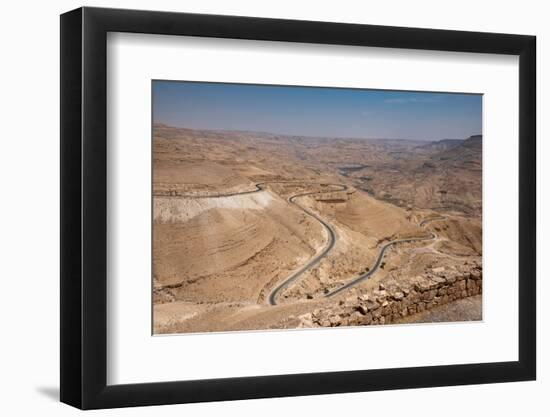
[{"left": 152, "top": 124, "right": 482, "bottom": 334}]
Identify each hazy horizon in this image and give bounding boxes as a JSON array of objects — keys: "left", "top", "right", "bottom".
[{"left": 153, "top": 81, "right": 482, "bottom": 141}]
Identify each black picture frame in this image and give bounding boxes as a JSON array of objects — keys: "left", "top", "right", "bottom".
[{"left": 60, "top": 6, "right": 536, "bottom": 410}]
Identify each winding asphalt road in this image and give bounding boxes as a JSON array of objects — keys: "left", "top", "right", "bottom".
[
  {"left": 162, "top": 182, "right": 445, "bottom": 305},
  {"left": 267, "top": 184, "right": 347, "bottom": 305},
  {"left": 161, "top": 181, "right": 347, "bottom": 304},
  {"left": 325, "top": 215, "right": 446, "bottom": 298},
  {"left": 159, "top": 181, "right": 345, "bottom": 199}
]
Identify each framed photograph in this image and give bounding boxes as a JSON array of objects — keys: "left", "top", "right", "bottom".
[{"left": 60, "top": 7, "right": 536, "bottom": 409}]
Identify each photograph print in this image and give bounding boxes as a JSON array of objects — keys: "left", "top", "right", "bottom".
[{"left": 152, "top": 81, "right": 483, "bottom": 335}]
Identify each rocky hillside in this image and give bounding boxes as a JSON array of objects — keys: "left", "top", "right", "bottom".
[
  {"left": 345, "top": 135, "right": 482, "bottom": 215},
  {"left": 416, "top": 138, "right": 464, "bottom": 152},
  {"left": 297, "top": 260, "right": 482, "bottom": 327}
]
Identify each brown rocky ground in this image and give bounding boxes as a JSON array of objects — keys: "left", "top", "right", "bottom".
[
  {"left": 153, "top": 190, "right": 325, "bottom": 303},
  {"left": 395, "top": 295, "right": 482, "bottom": 324},
  {"left": 345, "top": 136, "right": 483, "bottom": 216},
  {"left": 152, "top": 125, "right": 483, "bottom": 334},
  {"left": 295, "top": 262, "right": 482, "bottom": 328}
]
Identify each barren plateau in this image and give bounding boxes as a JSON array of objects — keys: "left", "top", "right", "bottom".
[{"left": 152, "top": 124, "right": 482, "bottom": 334}]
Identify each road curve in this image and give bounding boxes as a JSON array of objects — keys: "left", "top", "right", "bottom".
[
  {"left": 158, "top": 181, "right": 446, "bottom": 305},
  {"left": 157, "top": 180, "right": 349, "bottom": 305},
  {"left": 267, "top": 184, "right": 347, "bottom": 305},
  {"left": 325, "top": 215, "right": 445, "bottom": 298},
  {"left": 156, "top": 181, "right": 346, "bottom": 199}
]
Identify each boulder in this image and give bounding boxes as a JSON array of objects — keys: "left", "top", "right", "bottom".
[
  {"left": 349, "top": 311, "right": 364, "bottom": 325},
  {"left": 470, "top": 269, "right": 482, "bottom": 280},
  {"left": 422, "top": 290, "right": 435, "bottom": 302},
  {"left": 431, "top": 276, "right": 446, "bottom": 286},
  {"left": 392, "top": 291, "right": 404, "bottom": 301},
  {"left": 298, "top": 313, "right": 314, "bottom": 328},
  {"left": 408, "top": 290, "right": 420, "bottom": 303},
  {"left": 366, "top": 299, "right": 380, "bottom": 312},
  {"left": 415, "top": 280, "right": 432, "bottom": 292},
  {"left": 361, "top": 312, "right": 373, "bottom": 325},
  {"left": 445, "top": 275, "right": 457, "bottom": 284},
  {"left": 357, "top": 305, "right": 369, "bottom": 315}
]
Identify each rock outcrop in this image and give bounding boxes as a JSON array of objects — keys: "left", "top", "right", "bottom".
[{"left": 297, "top": 261, "right": 482, "bottom": 327}]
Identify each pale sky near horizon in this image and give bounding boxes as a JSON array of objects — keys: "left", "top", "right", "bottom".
[{"left": 153, "top": 80, "right": 482, "bottom": 141}]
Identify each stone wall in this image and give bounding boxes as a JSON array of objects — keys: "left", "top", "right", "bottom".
[{"left": 298, "top": 261, "right": 482, "bottom": 327}]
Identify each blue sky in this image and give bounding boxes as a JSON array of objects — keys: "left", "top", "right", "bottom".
[{"left": 153, "top": 81, "right": 482, "bottom": 141}]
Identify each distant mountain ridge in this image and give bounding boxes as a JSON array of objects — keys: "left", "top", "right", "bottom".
[
  {"left": 153, "top": 123, "right": 473, "bottom": 144},
  {"left": 462, "top": 135, "right": 482, "bottom": 150},
  {"left": 431, "top": 135, "right": 481, "bottom": 160},
  {"left": 417, "top": 138, "right": 463, "bottom": 152}
]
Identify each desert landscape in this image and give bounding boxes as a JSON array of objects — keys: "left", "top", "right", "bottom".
[{"left": 152, "top": 120, "right": 483, "bottom": 334}]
